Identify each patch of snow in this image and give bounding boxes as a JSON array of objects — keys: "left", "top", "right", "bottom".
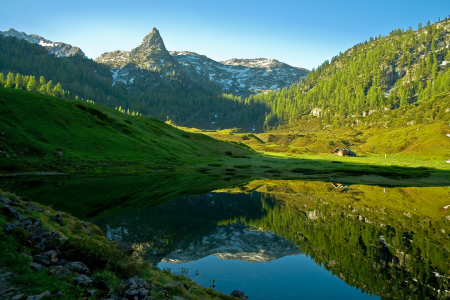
[{"left": 39, "top": 40, "right": 55, "bottom": 47}]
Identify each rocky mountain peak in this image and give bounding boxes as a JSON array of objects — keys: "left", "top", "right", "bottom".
[{"left": 140, "top": 27, "right": 166, "bottom": 51}]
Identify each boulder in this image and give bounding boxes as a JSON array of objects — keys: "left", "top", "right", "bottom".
[
  {"left": 67, "top": 262, "right": 90, "bottom": 274},
  {"left": 72, "top": 274, "right": 93, "bottom": 287},
  {"left": 55, "top": 259, "right": 67, "bottom": 266},
  {"left": 53, "top": 151, "right": 63, "bottom": 157},
  {"left": 80, "top": 222, "right": 91, "bottom": 235},
  {"left": 26, "top": 291, "right": 51, "bottom": 300},
  {"left": 49, "top": 266, "right": 71, "bottom": 277},
  {"left": 123, "top": 287, "right": 150, "bottom": 300},
  {"left": 3, "top": 205, "right": 21, "bottom": 219},
  {"left": 28, "top": 203, "right": 43, "bottom": 212},
  {"left": 53, "top": 213, "right": 63, "bottom": 224},
  {"left": 55, "top": 291, "right": 64, "bottom": 297},
  {"left": 0, "top": 195, "right": 11, "bottom": 205},
  {"left": 124, "top": 276, "right": 151, "bottom": 290},
  {"left": 230, "top": 290, "right": 248, "bottom": 300},
  {"left": 33, "top": 250, "right": 58, "bottom": 267},
  {"left": 29, "top": 262, "right": 45, "bottom": 272}
]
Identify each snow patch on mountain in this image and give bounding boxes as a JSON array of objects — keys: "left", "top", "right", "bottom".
[{"left": 1, "top": 28, "right": 85, "bottom": 58}]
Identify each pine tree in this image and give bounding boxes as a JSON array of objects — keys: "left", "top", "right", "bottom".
[
  {"left": 0, "top": 73, "right": 4, "bottom": 86},
  {"left": 53, "top": 83, "right": 64, "bottom": 98},
  {"left": 26, "top": 76, "right": 37, "bottom": 92},
  {"left": 4, "top": 72, "right": 15, "bottom": 88}
]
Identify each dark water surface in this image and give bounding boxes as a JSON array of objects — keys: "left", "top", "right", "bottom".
[{"left": 2, "top": 175, "right": 450, "bottom": 299}]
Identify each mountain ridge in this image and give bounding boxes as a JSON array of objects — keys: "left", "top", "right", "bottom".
[
  {"left": 95, "top": 27, "right": 309, "bottom": 97},
  {"left": 0, "top": 28, "right": 85, "bottom": 58}
]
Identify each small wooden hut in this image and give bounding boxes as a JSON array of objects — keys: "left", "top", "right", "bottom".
[{"left": 333, "top": 148, "right": 356, "bottom": 157}]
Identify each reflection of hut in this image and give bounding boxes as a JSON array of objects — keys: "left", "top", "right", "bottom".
[
  {"left": 331, "top": 182, "right": 348, "bottom": 189},
  {"left": 333, "top": 148, "right": 356, "bottom": 157}
]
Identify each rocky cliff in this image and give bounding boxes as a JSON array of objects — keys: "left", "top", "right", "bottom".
[
  {"left": 95, "top": 28, "right": 308, "bottom": 96},
  {"left": 171, "top": 52, "right": 308, "bottom": 97},
  {"left": 0, "top": 28, "right": 85, "bottom": 58}
]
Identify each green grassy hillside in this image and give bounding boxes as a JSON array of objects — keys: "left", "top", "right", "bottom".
[{"left": 0, "top": 87, "right": 251, "bottom": 173}]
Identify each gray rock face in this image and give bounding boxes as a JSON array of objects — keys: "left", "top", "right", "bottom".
[
  {"left": 230, "top": 290, "right": 248, "bottom": 300},
  {"left": 173, "top": 53, "right": 308, "bottom": 97},
  {"left": 67, "top": 262, "right": 90, "bottom": 274},
  {"left": 26, "top": 290, "right": 51, "bottom": 300},
  {"left": 95, "top": 28, "right": 308, "bottom": 97},
  {"left": 124, "top": 276, "right": 151, "bottom": 290},
  {"left": 0, "top": 28, "right": 85, "bottom": 58},
  {"left": 29, "top": 262, "right": 45, "bottom": 271},
  {"left": 160, "top": 223, "right": 301, "bottom": 264},
  {"left": 72, "top": 274, "right": 93, "bottom": 287},
  {"left": 123, "top": 276, "right": 154, "bottom": 300},
  {"left": 49, "top": 266, "right": 71, "bottom": 277},
  {"left": 33, "top": 250, "right": 58, "bottom": 267}
]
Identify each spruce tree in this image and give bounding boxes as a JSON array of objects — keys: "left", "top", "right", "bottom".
[
  {"left": 4, "top": 72, "right": 15, "bottom": 88},
  {"left": 0, "top": 73, "right": 4, "bottom": 86},
  {"left": 26, "top": 76, "right": 37, "bottom": 92}
]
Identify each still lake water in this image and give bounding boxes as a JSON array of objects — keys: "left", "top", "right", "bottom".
[{"left": 2, "top": 175, "right": 450, "bottom": 299}]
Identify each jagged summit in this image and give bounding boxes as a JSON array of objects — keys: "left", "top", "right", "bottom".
[
  {"left": 95, "top": 28, "right": 309, "bottom": 96},
  {"left": 141, "top": 27, "right": 166, "bottom": 50}
]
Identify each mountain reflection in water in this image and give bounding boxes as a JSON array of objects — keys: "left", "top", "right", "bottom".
[
  {"left": 2, "top": 176, "right": 450, "bottom": 299},
  {"left": 93, "top": 181, "right": 450, "bottom": 300}
]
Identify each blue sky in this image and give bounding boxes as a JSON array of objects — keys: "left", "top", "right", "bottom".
[{"left": 1, "top": 0, "right": 449, "bottom": 70}]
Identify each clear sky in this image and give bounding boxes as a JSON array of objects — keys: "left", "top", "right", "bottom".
[{"left": 1, "top": 0, "right": 449, "bottom": 70}]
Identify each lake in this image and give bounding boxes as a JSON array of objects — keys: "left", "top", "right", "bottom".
[{"left": 2, "top": 174, "right": 449, "bottom": 299}]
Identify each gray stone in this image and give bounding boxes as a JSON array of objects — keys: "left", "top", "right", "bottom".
[
  {"left": 123, "top": 288, "right": 149, "bottom": 300},
  {"left": 80, "top": 222, "right": 91, "bottom": 235},
  {"left": 49, "top": 266, "right": 71, "bottom": 277},
  {"left": 56, "top": 291, "right": 64, "bottom": 297},
  {"left": 33, "top": 250, "right": 58, "bottom": 267},
  {"left": 26, "top": 290, "right": 51, "bottom": 300},
  {"left": 53, "top": 151, "right": 63, "bottom": 157},
  {"left": 72, "top": 274, "right": 93, "bottom": 287},
  {"left": 0, "top": 195, "right": 11, "bottom": 205},
  {"left": 124, "top": 276, "right": 151, "bottom": 290},
  {"left": 28, "top": 203, "right": 43, "bottom": 212},
  {"left": 53, "top": 213, "right": 63, "bottom": 224},
  {"left": 55, "top": 259, "right": 67, "bottom": 266},
  {"left": 3, "top": 205, "right": 21, "bottom": 219},
  {"left": 230, "top": 290, "right": 248, "bottom": 300},
  {"left": 29, "top": 262, "right": 45, "bottom": 271},
  {"left": 67, "top": 261, "right": 90, "bottom": 274},
  {"left": 12, "top": 294, "right": 24, "bottom": 300}
]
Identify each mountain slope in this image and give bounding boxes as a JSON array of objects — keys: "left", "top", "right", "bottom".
[
  {"left": 0, "top": 28, "right": 85, "bottom": 58},
  {"left": 95, "top": 28, "right": 308, "bottom": 97},
  {"left": 0, "top": 87, "right": 252, "bottom": 173},
  {"left": 247, "top": 18, "right": 450, "bottom": 130},
  {"left": 171, "top": 52, "right": 308, "bottom": 97}
]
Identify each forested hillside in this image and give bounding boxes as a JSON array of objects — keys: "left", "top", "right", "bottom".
[
  {"left": 248, "top": 18, "right": 450, "bottom": 130},
  {"left": 0, "top": 35, "right": 269, "bottom": 131}
]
